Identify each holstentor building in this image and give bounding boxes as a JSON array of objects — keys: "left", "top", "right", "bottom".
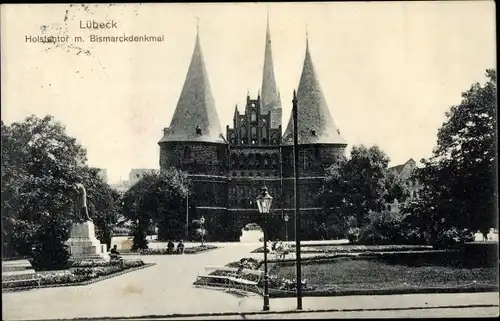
[{"left": 158, "top": 19, "right": 347, "bottom": 241}]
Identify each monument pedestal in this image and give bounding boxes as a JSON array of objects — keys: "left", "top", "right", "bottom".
[{"left": 65, "top": 221, "right": 108, "bottom": 261}]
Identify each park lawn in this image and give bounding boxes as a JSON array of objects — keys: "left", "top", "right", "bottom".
[{"left": 269, "top": 258, "right": 498, "bottom": 292}]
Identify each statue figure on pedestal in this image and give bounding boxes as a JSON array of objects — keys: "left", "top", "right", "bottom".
[{"left": 73, "top": 182, "right": 92, "bottom": 222}]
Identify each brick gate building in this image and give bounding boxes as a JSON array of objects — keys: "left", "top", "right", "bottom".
[{"left": 158, "top": 20, "right": 347, "bottom": 241}]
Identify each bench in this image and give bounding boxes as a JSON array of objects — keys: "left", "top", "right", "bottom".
[{"left": 109, "top": 253, "right": 123, "bottom": 261}]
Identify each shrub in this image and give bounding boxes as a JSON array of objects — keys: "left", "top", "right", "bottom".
[
  {"left": 132, "top": 224, "right": 148, "bottom": 251},
  {"left": 112, "top": 226, "right": 132, "bottom": 236},
  {"left": 137, "top": 245, "right": 216, "bottom": 255},
  {"left": 30, "top": 217, "right": 71, "bottom": 271},
  {"left": 434, "top": 227, "right": 475, "bottom": 249}
]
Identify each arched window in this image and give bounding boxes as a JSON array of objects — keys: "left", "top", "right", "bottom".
[
  {"left": 249, "top": 153, "right": 255, "bottom": 168},
  {"left": 251, "top": 110, "right": 257, "bottom": 122},
  {"left": 231, "top": 154, "right": 238, "bottom": 167},
  {"left": 240, "top": 127, "right": 247, "bottom": 140},
  {"left": 261, "top": 126, "right": 268, "bottom": 139},
  {"left": 240, "top": 155, "right": 246, "bottom": 169},
  {"left": 271, "top": 132, "right": 279, "bottom": 145},
  {"left": 272, "top": 154, "right": 279, "bottom": 169},
  {"left": 251, "top": 126, "right": 257, "bottom": 139},
  {"left": 263, "top": 154, "right": 270, "bottom": 169},
  {"left": 230, "top": 133, "right": 236, "bottom": 145},
  {"left": 183, "top": 146, "right": 191, "bottom": 160}
]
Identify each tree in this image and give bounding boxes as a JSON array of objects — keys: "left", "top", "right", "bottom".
[
  {"left": 121, "top": 169, "right": 190, "bottom": 244},
  {"left": 401, "top": 69, "right": 496, "bottom": 244},
  {"left": 1, "top": 115, "right": 120, "bottom": 263},
  {"left": 320, "top": 145, "right": 394, "bottom": 231}
]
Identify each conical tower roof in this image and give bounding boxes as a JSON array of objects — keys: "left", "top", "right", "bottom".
[
  {"left": 282, "top": 36, "right": 346, "bottom": 146},
  {"left": 159, "top": 29, "right": 226, "bottom": 144},
  {"left": 260, "top": 13, "right": 282, "bottom": 129}
]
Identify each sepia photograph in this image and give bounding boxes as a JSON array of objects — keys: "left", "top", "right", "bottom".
[{"left": 1, "top": 2, "right": 498, "bottom": 319}]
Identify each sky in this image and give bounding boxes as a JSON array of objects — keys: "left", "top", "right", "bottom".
[{"left": 1, "top": 2, "right": 496, "bottom": 184}]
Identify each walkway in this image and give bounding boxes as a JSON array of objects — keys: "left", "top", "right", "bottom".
[{"left": 2, "top": 242, "right": 499, "bottom": 320}]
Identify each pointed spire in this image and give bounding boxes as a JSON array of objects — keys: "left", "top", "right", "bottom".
[
  {"left": 159, "top": 27, "right": 225, "bottom": 144},
  {"left": 282, "top": 36, "right": 346, "bottom": 146},
  {"left": 305, "top": 23, "right": 309, "bottom": 50},
  {"left": 261, "top": 11, "right": 282, "bottom": 129},
  {"left": 233, "top": 104, "right": 239, "bottom": 119}
]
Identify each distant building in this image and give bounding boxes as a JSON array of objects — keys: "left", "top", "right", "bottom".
[
  {"left": 129, "top": 168, "right": 156, "bottom": 185},
  {"left": 387, "top": 158, "right": 422, "bottom": 212},
  {"left": 97, "top": 169, "right": 108, "bottom": 183},
  {"left": 110, "top": 180, "right": 132, "bottom": 196}
]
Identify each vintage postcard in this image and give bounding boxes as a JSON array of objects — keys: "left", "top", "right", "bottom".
[{"left": 1, "top": 2, "right": 498, "bottom": 320}]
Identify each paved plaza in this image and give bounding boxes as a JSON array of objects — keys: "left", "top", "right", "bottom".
[{"left": 2, "top": 242, "right": 499, "bottom": 320}]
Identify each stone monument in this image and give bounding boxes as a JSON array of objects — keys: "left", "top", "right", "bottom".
[{"left": 65, "top": 182, "right": 108, "bottom": 261}]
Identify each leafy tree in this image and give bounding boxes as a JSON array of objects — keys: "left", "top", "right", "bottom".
[
  {"left": 320, "top": 145, "right": 397, "bottom": 232},
  {"left": 384, "top": 169, "right": 410, "bottom": 204},
  {"left": 358, "top": 210, "right": 404, "bottom": 245},
  {"left": 1, "top": 115, "right": 119, "bottom": 262},
  {"left": 401, "top": 69, "right": 496, "bottom": 245},
  {"left": 121, "top": 169, "right": 190, "bottom": 243}
]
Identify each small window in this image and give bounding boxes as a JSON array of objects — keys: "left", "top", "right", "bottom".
[
  {"left": 251, "top": 126, "right": 257, "bottom": 138},
  {"left": 196, "top": 125, "right": 202, "bottom": 135},
  {"left": 311, "top": 129, "right": 316, "bottom": 136}
]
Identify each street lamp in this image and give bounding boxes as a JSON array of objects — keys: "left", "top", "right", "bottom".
[
  {"left": 200, "top": 216, "right": 206, "bottom": 245},
  {"left": 292, "top": 90, "right": 303, "bottom": 310},
  {"left": 256, "top": 186, "right": 273, "bottom": 312},
  {"left": 284, "top": 214, "right": 289, "bottom": 242}
]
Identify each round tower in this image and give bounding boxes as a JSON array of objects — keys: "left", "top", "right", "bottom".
[
  {"left": 281, "top": 34, "right": 347, "bottom": 240},
  {"left": 158, "top": 29, "right": 229, "bottom": 241}
]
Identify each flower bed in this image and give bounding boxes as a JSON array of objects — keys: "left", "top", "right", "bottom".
[
  {"left": 2, "top": 259, "right": 149, "bottom": 291},
  {"left": 193, "top": 257, "right": 306, "bottom": 293},
  {"left": 251, "top": 244, "right": 434, "bottom": 254},
  {"left": 226, "top": 257, "right": 260, "bottom": 270},
  {"left": 1, "top": 256, "right": 31, "bottom": 262},
  {"left": 135, "top": 245, "right": 217, "bottom": 255}
]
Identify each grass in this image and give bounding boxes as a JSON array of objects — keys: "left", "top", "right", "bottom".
[{"left": 269, "top": 256, "right": 498, "bottom": 293}]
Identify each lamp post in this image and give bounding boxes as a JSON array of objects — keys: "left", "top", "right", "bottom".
[
  {"left": 292, "top": 90, "right": 303, "bottom": 310},
  {"left": 284, "top": 214, "right": 289, "bottom": 242},
  {"left": 256, "top": 186, "right": 273, "bottom": 312},
  {"left": 200, "top": 216, "right": 206, "bottom": 245}
]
